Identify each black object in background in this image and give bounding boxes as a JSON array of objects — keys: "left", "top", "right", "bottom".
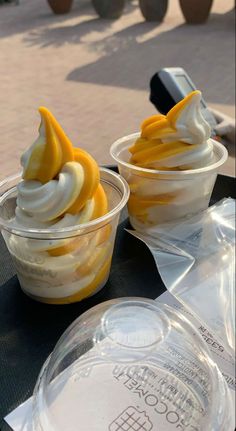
[{"left": 150, "top": 72, "right": 175, "bottom": 114}]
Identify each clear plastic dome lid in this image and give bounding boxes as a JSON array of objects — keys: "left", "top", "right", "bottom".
[{"left": 31, "top": 298, "right": 234, "bottom": 431}]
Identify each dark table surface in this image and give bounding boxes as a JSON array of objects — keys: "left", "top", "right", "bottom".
[{"left": 0, "top": 172, "right": 235, "bottom": 431}]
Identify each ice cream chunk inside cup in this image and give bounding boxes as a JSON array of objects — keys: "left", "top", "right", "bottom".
[
  {"left": 0, "top": 108, "right": 129, "bottom": 303},
  {"left": 110, "top": 91, "right": 228, "bottom": 232}
]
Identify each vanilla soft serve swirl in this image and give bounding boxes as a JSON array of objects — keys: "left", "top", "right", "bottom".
[
  {"left": 129, "top": 91, "right": 214, "bottom": 170},
  {"left": 15, "top": 107, "right": 108, "bottom": 230}
]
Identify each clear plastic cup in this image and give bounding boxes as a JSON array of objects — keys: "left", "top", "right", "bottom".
[
  {"left": 0, "top": 168, "right": 129, "bottom": 304},
  {"left": 110, "top": 133, "right": 228, "bottom": 232},
  {"left": 29, "top": 298, "right": 233, "bottom": 430}
]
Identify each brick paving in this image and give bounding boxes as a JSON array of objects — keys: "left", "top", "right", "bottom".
[{"left": 0, "top": 0, "right": 235, "bottom": 179}]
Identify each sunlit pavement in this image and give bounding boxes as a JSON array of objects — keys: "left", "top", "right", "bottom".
[{"left": 0, "top": 0, "right": 235, "bottom": 178}]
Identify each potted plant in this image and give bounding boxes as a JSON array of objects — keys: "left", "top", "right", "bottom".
[
  {"left": 139, "top": 0, "right": 168, "bottom": 22},
  {"left": 179, "top": 0, "right": 213, "bottom": 24},
  {"left": 47, "top": 0, "right": 73, "bottom": 14},
  {"left": 92, "top": 0, "right": 126, "bottom": 19}
]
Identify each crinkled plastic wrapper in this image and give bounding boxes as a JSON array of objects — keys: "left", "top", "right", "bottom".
[{"left": 128, "top": 198, "right": 235, "bottom": 359}]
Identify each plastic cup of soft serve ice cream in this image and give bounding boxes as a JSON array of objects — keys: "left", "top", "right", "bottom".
[
  {"left": 0, "top": 107, "right": 129, "bottom": 304},
  {"left": 0, "top": 168, "right": 129, "bottom": 304},
  {"left": 110, "top": 91, "right": 228, "bottom": 233},
  {"left": 111, "top": 134, "right": 227, "bottom": 231}
]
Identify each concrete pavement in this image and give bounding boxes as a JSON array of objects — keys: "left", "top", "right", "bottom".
[{"left": 0, "top": 0, "right": 235, "bottom": 179}]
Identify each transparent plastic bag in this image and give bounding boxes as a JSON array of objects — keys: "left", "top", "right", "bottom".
[{"left": 127, "top": 198, "right": 235, "bottom": 359}]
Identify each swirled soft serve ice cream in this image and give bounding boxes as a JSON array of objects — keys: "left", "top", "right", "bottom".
[
  {"left": 6, "top": 107, "right": 114, "bottom": 303},
  {"left": 17, "top": 107, "right": 107, "bottom": 227},
  {"left": 111, "top": 90, "right": 227, "bottom": 231},
  {"left": 129, "top": 91, "right": 213, "bottom": 170}
]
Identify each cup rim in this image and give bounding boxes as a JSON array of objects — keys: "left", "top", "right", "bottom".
[
  {"left": 110, "top": 133, "right": 228, "bottom": 176},
  {"left": 0, "top": 168, "right": 130, "bottom": 238}
]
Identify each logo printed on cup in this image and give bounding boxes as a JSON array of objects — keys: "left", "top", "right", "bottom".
[{"left": 109, "top": 406, "right": 153, "bottom": 431}]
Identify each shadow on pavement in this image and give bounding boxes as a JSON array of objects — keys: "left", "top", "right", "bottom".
[
  {"left": 64, "top": 9, "right": 235, "bottom": 105},
  {"left": 0, "top": 0, "right": 136, "bottom": 39},
  {"left": 24, "top": 17, "right": 113, "bottom": 48}
]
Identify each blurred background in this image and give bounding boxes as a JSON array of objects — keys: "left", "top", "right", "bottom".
[{"left": 0, "top": 0, "right": 235, "bottom": 179}]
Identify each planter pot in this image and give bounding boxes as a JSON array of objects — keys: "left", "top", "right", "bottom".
[
  {"left": 47, "top": 0, "right": 73, "bottom": 14},
  {"left": 92, "top": 0, "right": 126, "bottom": 19},
  {"left": 179, "top": 0, "right": 213, "bottom": 24},
  {"left": 139, "top": 0, "right": 168, "bottom": 22}
]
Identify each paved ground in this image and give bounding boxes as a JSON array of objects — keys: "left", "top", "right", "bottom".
[{"left": 0, "top": 0, "right": 235, "bottom": 179}]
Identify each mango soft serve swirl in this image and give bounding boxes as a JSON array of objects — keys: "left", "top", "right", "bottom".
[
  {"left": 17, "top": 107, "right": 107, "bottom": 227},
  {"left": 127, "top": 91, "right": 215, "bottom": 226},
  {"left": 129, "top": 91, "right": 213, "bottom": 170},
  {"left": 9, "top": 107, "right": 111, "bottom": 303}
]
